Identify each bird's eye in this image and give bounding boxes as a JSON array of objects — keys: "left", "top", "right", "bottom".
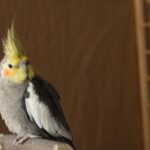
[
  {"left": 26, "top": 60, "right": 30, "bottom": 65},
  {"left": 8, "top": 64, "right": 13, "bottom": 68}
]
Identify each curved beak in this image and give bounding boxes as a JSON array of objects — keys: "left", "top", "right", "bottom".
[{"left": 19, "top": 60, "right": 27, "bottom": 69}]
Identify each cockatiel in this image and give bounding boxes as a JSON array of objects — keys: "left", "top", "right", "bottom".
[{"left": 0, "top": 25, "right": 74, "bottom": 148}]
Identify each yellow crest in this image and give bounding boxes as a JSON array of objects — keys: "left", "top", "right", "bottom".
[
  {"left": 2, "top": 24, "right": 34, "bottom": 80},
  {"left": 2, "top": 24, "right": 25, "bottom": 61}
]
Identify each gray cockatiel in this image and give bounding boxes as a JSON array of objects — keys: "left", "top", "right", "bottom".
[{"left": 0, "top": 25, "right": 74, "bottom": 148}]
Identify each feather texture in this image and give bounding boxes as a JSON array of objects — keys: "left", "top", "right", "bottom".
[
  {"left": 22, "top": 75, "right": 74, "bottom": 147},
  {"left": 2, "top": 24, "right": 25, "bottom": 61}
]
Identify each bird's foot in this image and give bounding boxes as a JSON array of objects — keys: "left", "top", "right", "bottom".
[{"left": 13, "top": 134, "right": 40, "bottom": 145}]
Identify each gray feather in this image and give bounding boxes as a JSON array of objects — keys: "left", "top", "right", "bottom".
[{"left": 0, "top": 78, "right": 40, "bottom": 137}]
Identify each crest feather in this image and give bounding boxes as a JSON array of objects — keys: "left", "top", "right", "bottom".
[{"left": 2, "top": 24, "right": 24, "bottom": 60}]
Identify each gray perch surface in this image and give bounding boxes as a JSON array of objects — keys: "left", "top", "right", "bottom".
[{"left": 0, "top": 134, "right": 73, "bottom": 150}]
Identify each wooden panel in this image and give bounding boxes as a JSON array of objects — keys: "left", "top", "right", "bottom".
[
  {"left": 134, "top": 0, "right": 150, "bottom": 149},
  {"left": 0, "top": 0, "right": 143, "bottom": 150}
]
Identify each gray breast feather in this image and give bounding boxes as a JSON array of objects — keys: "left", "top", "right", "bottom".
[{"left": 25, "top": 82, "right": 71, "bottom": 140}]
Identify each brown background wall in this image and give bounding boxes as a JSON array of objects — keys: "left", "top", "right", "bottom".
[{"left": 0, "top": 0, "right": 144, "bottom": 150}]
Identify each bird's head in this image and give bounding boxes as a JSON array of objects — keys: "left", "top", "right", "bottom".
[{"left": 0, "top": 25, "right": 34, "bottom": 84}]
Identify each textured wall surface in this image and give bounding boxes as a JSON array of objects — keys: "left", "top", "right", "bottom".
[{"left": 0, "top": 0, "right": 143, "bottom": 150}]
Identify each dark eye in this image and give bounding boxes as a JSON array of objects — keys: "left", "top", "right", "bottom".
[
  {"left": 26, "top": 60, "right": 30, "bottom": 65},
  {"left": 8, "top": 64, "right": 13, "bottom": 68}
]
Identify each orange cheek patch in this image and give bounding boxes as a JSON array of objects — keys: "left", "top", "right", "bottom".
[{"left": 2, "top": 69, "right": 11, "bottom": 77}]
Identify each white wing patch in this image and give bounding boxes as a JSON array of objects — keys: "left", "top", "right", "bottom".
[{"left": 25, "top": 82, "right": 71, "bottom": 140}]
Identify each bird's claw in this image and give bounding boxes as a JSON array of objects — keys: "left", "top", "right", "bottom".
[
  {"left": 13, "top": 136, "right": 22, "bottom": 145},
  {"left": 13, "top": 134, "right": 40, "bottom": 145}
]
